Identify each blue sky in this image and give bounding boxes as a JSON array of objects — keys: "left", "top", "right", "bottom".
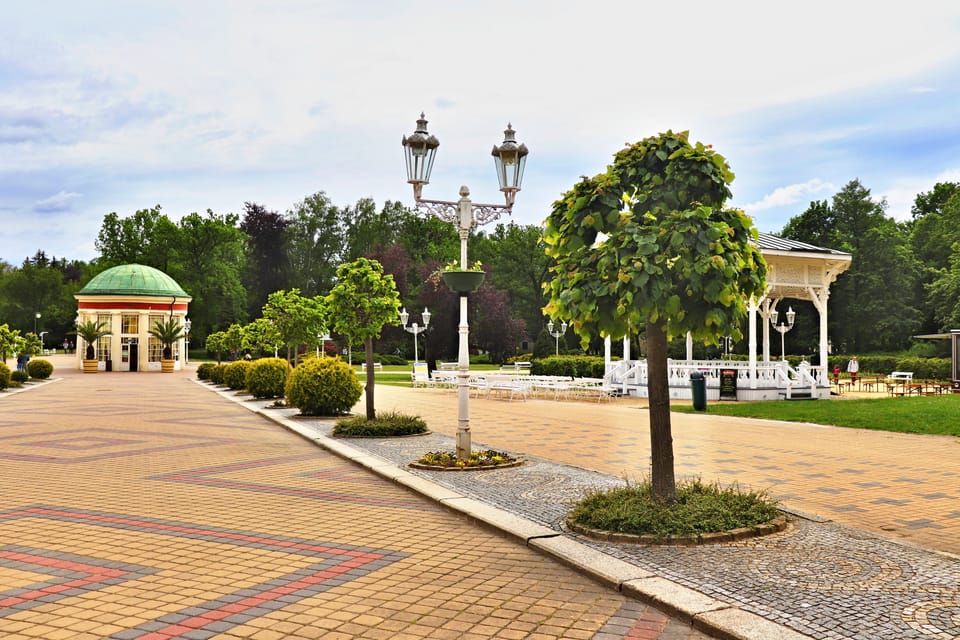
[{"left": 3, "top": 1, "right": 960, "bottom": 263}]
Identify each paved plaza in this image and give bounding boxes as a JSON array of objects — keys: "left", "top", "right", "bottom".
[
  {"left": 2, "top": 358, "right": 959, "bottom": 639},
  {"left": 273, "top": 383, "right": 960, "bottom": 640},
  {"left": 0, "top": 358, "right": 707, "bottom": 640}
]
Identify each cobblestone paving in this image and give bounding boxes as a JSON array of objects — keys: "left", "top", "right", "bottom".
[{"left": 293, "top": 419, "right": 960, "bottom": 640}]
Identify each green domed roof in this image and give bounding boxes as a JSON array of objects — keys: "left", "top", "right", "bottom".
[{"left": 78, "top": 264, "right": 190, "bottom": 297}]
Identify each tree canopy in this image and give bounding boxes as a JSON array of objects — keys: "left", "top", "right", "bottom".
[
  {"left": 326, "top": 258, "right": 401, "bottom": 419},
  {"left": 544, "top": 131, "right": 766, "bottom": 501}
]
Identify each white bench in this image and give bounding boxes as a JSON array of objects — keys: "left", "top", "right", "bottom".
[
  {"left": 438, "top": 362, "right": 459, "bottom": 371},
  {"left": 887, "top": 371, "right": 913, "bottom": 382},
  {"left": 359, "top": 362, "right": 383, "bottom": 372}
]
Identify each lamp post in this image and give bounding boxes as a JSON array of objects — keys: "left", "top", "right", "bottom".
[
  {"left": 317, "top": 332, "right": 331, "bottom": 359},
  {"left": 183, "top": 318, "right": 191, "bottom": 365},
  {"left": 34, "top": 312, "right": 41, "bottom": 334},
  {"left": 39, "top": 331, "right": 48, "bottom": 351},
  {"left": 547, "top": 319, "right": 567, "bottom": 356},
  {"left": 770, "top": 306, "right": 796, "bottom": 360},
  {"left": 399, "top": 307, "right": 431, "bottom": 364},
  {"left": 402, "top": 113, "right": 528, "bottom": 461}
]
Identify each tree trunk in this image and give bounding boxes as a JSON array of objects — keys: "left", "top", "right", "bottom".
[
  {"left": 645, "top": 320, "right": 677, "bottom": 502},
  {"left": 364, "top": 336, "right": 375, "bottom": 420}
]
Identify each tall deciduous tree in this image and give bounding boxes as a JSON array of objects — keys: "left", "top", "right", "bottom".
[
  {"left": 261, "top": 288, "right": 326, "bottom": 364},
  {"left": 784, "top": 180, "right": 922, "bottom": 352},
  {"left": 544, "top": 131, "right": 766, "bottom": 501},
  {"left": 285, "top": 192, "right": 344, "bottom": 297},
  {"left": 240, "top": 202, "right": 290, "bottom": 317},
  {"left": 95, "top": 206, "right": 180, "bottom": 270},
  {"left": 170, "top": 210, "right": 248, "bottom": 341},
  {"left": 473, "top": 223, "right": 553, "bottom": 343},
  {"left": 326, "top": 258, "right": 401, "bottom": 420}
]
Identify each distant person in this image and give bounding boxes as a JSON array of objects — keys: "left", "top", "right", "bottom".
[
  {"left": 846, "top": 356, "right": 859, "bottom": 385},
  {"left": 833, "top": 364, "right": 840, "bottom": 384}
]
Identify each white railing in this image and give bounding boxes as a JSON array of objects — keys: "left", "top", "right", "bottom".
[{"left": 605, "top": 358, "right": 825, "bottom": 398}]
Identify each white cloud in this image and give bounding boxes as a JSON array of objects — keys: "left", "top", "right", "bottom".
[
  {"left": 33, "top": 190, "right": 82, "bottom": 213},
  {"left": 742, "top": 180, "right": 836, "bottom": 212},
  {"left": 877, "top": 169, "right": 960, "bottom": 220}
]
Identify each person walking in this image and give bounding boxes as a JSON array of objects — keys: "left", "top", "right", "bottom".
[{"left": 846, "top": 356, "right": 859, "bottom": 386}]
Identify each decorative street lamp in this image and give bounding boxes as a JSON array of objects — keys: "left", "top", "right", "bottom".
[
  {"left": 402, "top": 113, "right": 528, "bottom": 461},
  {"left": 184, "top": 318, "right": 191, "bottom": 365},
  {"left": 34, "top": 312, "right": 41, "bottom": 334},
  {"left": 770, "top": 306, "right": 796, "bottom": 360},
  {"left": 546, "top": 319, "right": 567, "bottom": 356},
  {"left": 316, "top": 332, "right": 331, "bottom": 359},
  {"left": 399, "top": 307, "right": 431, "bottom": 364}
]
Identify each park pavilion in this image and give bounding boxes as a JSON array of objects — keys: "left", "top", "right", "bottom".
[
  {"left": 603, "top": 233, "right": 852, "bottom": 400},
  {"left": 74, "top": 264, "right": 192, "bottom": 372}
]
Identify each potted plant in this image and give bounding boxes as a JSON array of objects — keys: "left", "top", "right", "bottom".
[
  {"left": 441, "top": 260, "right": 485, "bottom": 294},
  {"left": 149, "top": 317, "right": 185, "bottom": 373},
  {"left": 75, "top": 320, "right": 108, "bottom": 373}
]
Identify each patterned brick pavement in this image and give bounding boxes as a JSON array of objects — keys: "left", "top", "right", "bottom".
[
  {"left": 0, "top": 359, "right": 707, "bottom": 640},
  {"left": 300, "top": 384, "right": 958, "bottom": 640}
]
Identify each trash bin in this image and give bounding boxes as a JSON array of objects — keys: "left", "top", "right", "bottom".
[{"left": 690, "top": 370, "right": 706, "bottom": 411}]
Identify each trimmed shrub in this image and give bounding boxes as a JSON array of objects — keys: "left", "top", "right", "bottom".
[
  {"left": 531, "top": 355, "right": 605, "bottom": 378},
  {"left": 196, "top": 362, "right": 217, "bottom": 381},
  {"left": 209, "top": 363, "right": 228, "bottom": 385},
  {"left": 11, "top": 369, "right": 29, "bottom": 384},
  {"left": 223, "top": 360, "right": 252, "bottom": 390},
  {"left": 246, "top": 358, "right": 291, "bottom": 399},
  {"left": 26, "top": 358, "right": 53, "bottom": 380},
  {"left": 377, "top": 353, "right": 407, "bottom": 366},
  {"left": 286, "top": 357, "right": 362, "bottom": 416},
  {"left": 333, "top": 411, "right": 427, "bottom": 437},
  {"left": 0, "top": 363, "right": 9, "bottom": 390}
]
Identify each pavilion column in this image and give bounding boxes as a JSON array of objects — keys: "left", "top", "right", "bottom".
[
  {"left": 622, "top": 336, "right": 630, "bottom": 362},
  {"left": 807, "top": 286, "right": 830, "bottom": 384},
  {"left": 761, "top": 297, "right": 773, "bottom": 363},
  {"left": 686, "top": 333, "right": 693, "bottom": 361},
  {"left": 748, "top": 298, "right": 758, "bottom": 389}
]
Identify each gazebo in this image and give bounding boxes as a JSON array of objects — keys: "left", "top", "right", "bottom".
[
  {"left": 74, "top": 264, "right": 192, "bottom": 372},
  {"left": 604, "top": 233, "right": 852, "bottom": 400}
]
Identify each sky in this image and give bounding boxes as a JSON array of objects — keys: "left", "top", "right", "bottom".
[{"left": 3, "top": 1, "right": 960, "bottom": 264}]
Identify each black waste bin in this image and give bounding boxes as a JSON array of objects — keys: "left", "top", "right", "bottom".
[{"left": 690, "top": 370, "right": 707, "bottom": 411}]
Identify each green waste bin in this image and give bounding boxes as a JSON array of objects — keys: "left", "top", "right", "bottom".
[{"left": 690, "top": 370, "right": 707, "bottom": 411}]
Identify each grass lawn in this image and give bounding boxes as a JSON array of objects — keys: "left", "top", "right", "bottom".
[
  {"left": 673, "top": 394, "right": 960, "bottom": 437},
  {"left": 352, "top": 363, "right": 502, "bottom": 388}
]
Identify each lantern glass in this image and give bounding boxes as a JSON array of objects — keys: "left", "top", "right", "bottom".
[
  {"left": 402, "top": 113, "right": 439, "bottom": 199},
  {"left": 399, "top": 307, "right": 409, "bottom": 327},
  {"left": 491, "top": 123, "right": 528, "bottom": 206}
]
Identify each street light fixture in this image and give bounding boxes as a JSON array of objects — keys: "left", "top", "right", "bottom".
[
  {"left": 770, "top": 305, "right": 796, "bottom": 360},
  {"left": 546, "top": 319, "right": 567, "bottom": 356},
  {"left": 402, "top": 113, "right": 528, "bottom": 460},
  {"left": 184, "top": 318, "right": 191, "bottom": 365},
  {"left": 316, "top": 332, "right": 331, "bottom": 359},
  {"left": 399, "top": 307, "right": 431, "bottom": 364},
  {"left": 34, "top": 312, "right": 41, "bottom": 334}
]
